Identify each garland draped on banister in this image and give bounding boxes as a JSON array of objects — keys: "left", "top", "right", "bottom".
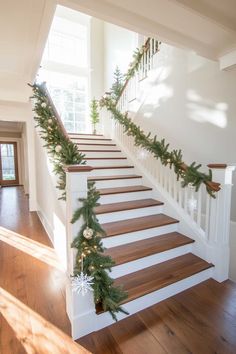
[
  {"left": 30, "top": 83, "right": 128, "bottom": 320},
  {"left": 100, "top": 38, "right": 220, "bottom": 197}
]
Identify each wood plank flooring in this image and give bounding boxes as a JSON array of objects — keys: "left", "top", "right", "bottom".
[
  {"left": 0, "top": 186, "right": 90, "bottom": 354},
  {"left": 1, "top": 187, "right": 236, "bottom": 354},
  {"left": 78, "top": 279, "right": 236, "bottom": 354}
]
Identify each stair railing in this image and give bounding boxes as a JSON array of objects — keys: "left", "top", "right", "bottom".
[
  {"left": 106, "top": 38, "right": 235, "bottom": 282},
  {"left": 117, "top": 38, "right": 160, "bottom": 113}
]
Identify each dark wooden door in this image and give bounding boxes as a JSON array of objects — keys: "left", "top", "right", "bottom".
[{"left": 0, "top": 142, "right": 19, "bottom": 186}]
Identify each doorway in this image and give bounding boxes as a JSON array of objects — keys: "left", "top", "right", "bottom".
[{"left": 0, "top": 142, "right": 19, "bottom": 186}]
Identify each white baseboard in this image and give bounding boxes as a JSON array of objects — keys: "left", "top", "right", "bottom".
[{"left": 37, "top": 206, "right": 54, "bottom": 244}]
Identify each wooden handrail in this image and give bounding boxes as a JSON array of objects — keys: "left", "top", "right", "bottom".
[
  {"left": 64, "top": 165, "right": 93, "bottom": 173},
  {"left": 40, "top": 82, "right": 70, "bottom": 141},
  {"left": 180, "top": 163, "right": 221, "bottom": 193}
]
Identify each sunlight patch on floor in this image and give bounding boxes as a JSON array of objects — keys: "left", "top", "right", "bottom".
[
  {"left": 0, "top": 226, "right": 64, "bottom": 271},
  {"left": 0, "top": 287, "right": 90, "bottom": 354}
]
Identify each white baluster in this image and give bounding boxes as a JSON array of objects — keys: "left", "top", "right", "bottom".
[{"left": 197, "top": 186, "right": 202, "bottom": 228}]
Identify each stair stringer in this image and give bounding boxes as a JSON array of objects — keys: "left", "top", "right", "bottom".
[{"left": 110, "top": 133, "right": 212, "bottom": 268}]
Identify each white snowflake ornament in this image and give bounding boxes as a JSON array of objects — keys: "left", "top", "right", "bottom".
[
  {"left": 83, "top": 226, "right": 94, "bottom": 239},
  {"left": 71, "top": 272, "right": 94, "bottom": 296}
]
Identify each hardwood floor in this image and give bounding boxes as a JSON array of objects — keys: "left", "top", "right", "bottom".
[
  {"left": 0, "top": 186, "right": 90, "bottom": 354},
  {"left": 78, "top": 279, "right": 236, "bottom": 354},
  {"left": 1, "top": 187, "right": 236, "bottom": 354}
]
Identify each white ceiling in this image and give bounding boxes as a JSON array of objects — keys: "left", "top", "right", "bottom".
[
  {"left": 0, "top": 0, "right": 55, "bottom": 103},
  {"left": 0, "top": 0, "right": 235, "bottom": 103},
  {"left": 62, "top": 0, "right": 236, "bottom": 61}
]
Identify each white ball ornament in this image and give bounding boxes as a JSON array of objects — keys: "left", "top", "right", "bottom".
[
  {"left": 48, "top": 119, "right": 53, "bottom": 124},
  {"left": 41, "top": 102, "right": 47, "bottom": 108},
  {"left": 55, "top": 145, "right": 62, "bottom": 153},
  {"left": 83, "top": 227, "right": 94, "bottom": 240}
]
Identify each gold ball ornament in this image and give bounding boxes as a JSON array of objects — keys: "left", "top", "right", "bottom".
[{"left": 83, "top": 227, "right": 94, "bottom": 240}]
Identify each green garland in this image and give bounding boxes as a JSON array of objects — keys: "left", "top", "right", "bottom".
[
  {"left": 100, "top": 96, "right": 220, "bottom": 197},
  {"left": 71, "top": 183, "right": 128, "bottom": 320},
  {"left": 101, "top": 39, "right": 220, "bottom": 197},
  {"left": 30, "top": 83, "right": 128, "bottom": 320},
  {"left": 31, "top": 83, "right": 85, "bottom": 199}
]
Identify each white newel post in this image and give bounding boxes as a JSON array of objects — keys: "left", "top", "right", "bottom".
[
  {"left": 207, "top": 164, "right": 235, "bottom": 282},
  {"left": 64, "top": 165, "right": 97, "bottom": 339}
]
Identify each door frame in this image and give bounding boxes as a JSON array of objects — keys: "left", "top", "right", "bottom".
[{"left": 0, "top": 141, "right": 19, "bottom": 186}]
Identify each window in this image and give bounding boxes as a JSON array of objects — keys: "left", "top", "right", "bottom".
[
  {"left": 44, "top": 71, "right": 88, "bottom": 132},
  {"left": 40, "top": 6, "right": 90, "bottom": 133},
  {"left": 43, "top": 17, "right": 88, "bottom": 67}
]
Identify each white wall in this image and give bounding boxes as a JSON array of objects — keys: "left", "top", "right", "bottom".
[
  {"left": 104, "top": 22, "right": 138, "bottom": 91},
  {"left": 34, "top": 129, "right": 67, "bottom": 268},
  {"left": 134, "top": 43, "right": 236, "bottom": 219},
  {"left": 0, "top": 102, "right": 36, "bottom": 210},
  {"left": 131, "top": 43, "right": 236, "bottom": 280}
]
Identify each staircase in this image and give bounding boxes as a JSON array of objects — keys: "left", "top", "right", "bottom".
[{"left": 67, "top": 132, "right": 214, "bottom": 337}]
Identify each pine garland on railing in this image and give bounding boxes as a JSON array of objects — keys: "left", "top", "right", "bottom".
[
  {"left": 71, "top": 182, "right": 128, "bottom": 320},
  {"left": 30, "top": 83, "right": 128, "bottom": 321},
  {"left": 116, "top": 38, "right": 161, "bottom": 102},
  {"left": 100, "top": 96, "right": 220, "bottom": 197},
  {"left": 30, "top": 83, "right": 85, "bottom": 199},
  {"left": 101, "top": 38, "right": 220, "bottom": 197}
]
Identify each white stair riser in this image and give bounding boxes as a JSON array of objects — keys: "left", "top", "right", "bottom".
[
  {"left": 72, "top": 139, "right": 114, "bottom": 144},
  {"left": 99, "top": 190, "right": 152, "bottom": 204},
  {"left": 83, "top": 151, "right": 124, "bottom": 158},
  {"left": 84, "top": 159, "right": 128, "bottom": 167},
  {"left": 70, "top": 134, "right": 103, "bottom": 139},
  {"left": 110, "top": 243, "right": 193, "bottom": 278},
  {"left": 86, "top": 168, "right": 135, "bottom": 177},
  {"left": 71, "top": 268, "right": 213, "bottom": 339},
  {"left": 97, "top": 205, "right": 163, "bottom": 223},
  {"left": 94, "top": 177, "right": 142, "bottom": 189},
  {"left": 77, "top": 144, "right": 117, "bottom": 151},
  {"left": 102, "top": 223, "right": 178, "bottom": 248}
]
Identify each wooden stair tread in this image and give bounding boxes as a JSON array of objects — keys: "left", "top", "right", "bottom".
[
  {"left": 102, "top": 213, "right": 179, "bottom": 237},
  {"left": 76, "top": 143, "right": 117, "bottom": 146},
  {"left": 116, "top": 253, "right": 213, "bottom": 304},
  {"left": 83, "top": 157, "right": 127, "bottom": 160},
  {"left": 95, "top": 198, "right": 162, "bottom": 214},
  {"left": 104, "top": 232, "right": 194, "bottom": 266},
  {"left": 96, "top": 254, "right": 213, "bottom": 313},
  {"left": 92, "top": 165, "right": 134, "bottom": 170},
  {"left": 80, "top": 149, "right": 122, "bottom": 152},
  {"left": 98, "top": 185, "right": 152, "bottom": 196},
  {"left": 72, "top": 137, "right": 112, "bottom": 141},
  {"left": 68, "top": 133, "right": 103, "bottom": 136},
  {"left": 88, "top": 174, "right": 142, "bottom": 182}
]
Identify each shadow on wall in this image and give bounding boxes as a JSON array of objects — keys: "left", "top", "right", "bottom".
[{"left": 187, "top": 90, "right": 228, "bottom": 128}]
